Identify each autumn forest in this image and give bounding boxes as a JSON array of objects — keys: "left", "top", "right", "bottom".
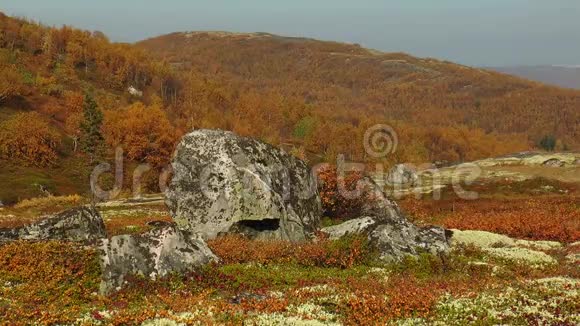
[{"left": 1, "top": 13, "right": 579, "bottom": 200}]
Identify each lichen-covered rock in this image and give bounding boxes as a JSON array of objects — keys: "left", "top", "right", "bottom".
[
  {"left": 166, "top": 129, "right": 321, "bottom": 241},
  {"left": 99, "top": 225, "right": 217, "bottom": 295},
  {"left": 322, "top": 215, "right": 450, "bottom": 262},
  {"left": 320, "top": 217, "right": 376, "bottom": 240},
  {"left": 321, "top": 180, "right": 451, "bottom": 262},
  {"left": 0, "top": 206, "right": 106, "bottom": 244},
  {"left": 386, "top": 164, "right": 418, "bottom": 186}
]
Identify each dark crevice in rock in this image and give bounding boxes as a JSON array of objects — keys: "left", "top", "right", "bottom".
[{"left": 235, "top": 219, "right": 281, "bottom": 232}]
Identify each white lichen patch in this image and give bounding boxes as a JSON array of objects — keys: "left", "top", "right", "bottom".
[
  {"left": 248, "top": 312, "right": 339, "bottom": 326},
  {"left": 141, "top": 318, "right": 185, "bottom": 326},
  {"left": 75, "top": 310, "right": 114, "bottom": 325},
  {"left": 565, "top": 253, "right": 580, "bottom": 264},
  {"left": 397, "top": 276, "right": 580, "bottom": 325},
  {"left": 452, "top": 229, "right": 566, "bottom": 266},
  {"left": 368, "top": 267, "right": 390, "bottom": 279},
  {"left": 530, "top": 277, "right": 579, "bottom": 289},
  {"left": 515, "top": 239, "right": 562, "bottom": 251},
  {"left": 296, "top": 284, "right": 335, "bottom": 294},
  {"left": 288, "top": 303, "right": 339, "bottom": 323},
  {"left": 451, "top": 230, "right": 515, "bottom": 248},
  {"left": 483, "top": 247, "right": 557, "bottom": 267}
]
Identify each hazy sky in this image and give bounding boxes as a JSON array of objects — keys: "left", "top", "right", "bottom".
[{"left": 2, "top": 1, "right": 578, "bottom": 67}]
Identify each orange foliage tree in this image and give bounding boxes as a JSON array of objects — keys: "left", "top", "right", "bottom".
[
  {"left": 102, "top": 102, "right": 177, "bottom": 166},
  {"left": 0, "top": 63, "right": 23, "bottom": 104},
  {"left": 0, "top": 112, "right": 61, "bottom": 166}
]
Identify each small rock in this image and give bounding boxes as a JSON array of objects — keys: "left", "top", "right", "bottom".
[
  {"left": 99, "top": 225, "right": 217, "bottom": 295},
  {"left": 386, "top": 164, "right": 418, "bottom": 187},
  {"left": 146, "top": 220, "right": 174, "bottom": 228},
  {"left": 542, "top": 158, "right": 565, "bottom": 167},
  {"left": 0, "top": 206, "right": 106, "bottom": 245},
  {"left": 321, "top": 179, "right": 450, "bottom": 262},
  {"left": 127, "top": 86, "right": 143, "bottom": 97}
]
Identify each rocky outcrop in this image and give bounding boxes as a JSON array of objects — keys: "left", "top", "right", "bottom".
[
  {"left": 0, "top": 206, "right": 106, "bottom": 244},
  {"left": 542, "top": 158, "right": 564, "bottom": 167},
  {"left": 166, "top": 129, "right": 321, "bottom": 241},
  {"left": 386, "top": 164, "right": 418, "bottom": 186},
  {"left": 321, "top": 178, "right": 451, "bottom": 262},
  {"left": 475, "top": 152, "right": 580, "bottom": 167},
  {"left": 99, "top": 225, "right": 217, "bottom": 295},
  {"left": 322, "top": 216, "right": 450, "bottom": 262}
]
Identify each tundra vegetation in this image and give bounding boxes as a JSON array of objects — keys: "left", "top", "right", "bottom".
[
  {"left": 0, "top": 12, "right": 579, "bottom": 326},
  {"left": 0, "top": 168, "right": 578, "bottom": 325}
]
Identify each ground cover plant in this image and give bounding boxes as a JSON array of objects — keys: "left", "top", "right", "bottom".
[{"left": 0, "top": 227, "right": 578, "bottom": 325}]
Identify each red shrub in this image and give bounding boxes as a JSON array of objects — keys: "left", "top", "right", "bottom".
[
  {"left": 317, "top": 165, "right": 369, "bottom": 220},
  {"left": 401, "top": 196, "right": 580, "bottom": 243},
  {"left": 208, "top": 234, "right": 371, "bottom": 268}
]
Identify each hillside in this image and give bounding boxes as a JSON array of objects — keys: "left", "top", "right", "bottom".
[
  {"left": 1, "top": 13, "right": 580, "bottom": 203},
  {"left": 138, "top": 32, "right": 580, "bottom": 157},
  {"left": 490, "top": 65, "right": 580, "bottom": 90},
  {"left": 0, "top": 13, "right": 177, "bottom": 202}
]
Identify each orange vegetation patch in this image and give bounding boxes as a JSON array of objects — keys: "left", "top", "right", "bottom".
[
  {"left": 102, "top": 212, "right": 173, "bottom": 236},
  {"left": 401, "top": 195, "right": 580, "bottom": 243},
  {"left": 208, "top": 234, "right": 371, "bottom": 269},
  {"left": 0, "top": 241, "right": 101, "bottom": 325}
]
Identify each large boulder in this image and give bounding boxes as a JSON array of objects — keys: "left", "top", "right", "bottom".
[
  {"left": 321, "top": 179, "right": 451, "bottom": 262},
  {"left": 99, "top": 225, "right": 217, "bottom": 294},
  {"left": 166, "top": 129, "right": 321, "bottom": 241},
  {"left": 0, "top": 206, "right": 106, "bottom": 244}
]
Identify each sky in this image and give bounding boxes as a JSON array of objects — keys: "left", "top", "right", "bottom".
[{"left": 2, "top": 0, "right": 579, "bottom": 67}]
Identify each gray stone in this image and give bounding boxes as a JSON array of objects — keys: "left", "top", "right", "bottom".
[
  {"left": 166, "top": 129, "right": 321, "bottom": 241},
  {"left": 321, "top": 216, "right": 376, "bottom": 240},
  {"left": 386, "top": 164, "right": 418, "bottom": 186},
  {"left": 321, "top": 178, "right": 450, "bottom": 262},
  {"left": 99, "top": 225, "right": 217, "bottom": 295},
  {"left": 322, "top": 215, "right": 450, "bottom": 262},
  {"left": 542, "top": 158, "right": 565, "bottom": 167},
  {"left": 0, "top": 206, "right": 106, "bottom": 244}
]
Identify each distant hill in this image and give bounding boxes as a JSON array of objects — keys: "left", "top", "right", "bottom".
[
  {"left": 138, "top": 31, "right": 580, "bottom": 153},
  {"left": 489, "top": 65, "right": 580, "bottom": 90}
]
